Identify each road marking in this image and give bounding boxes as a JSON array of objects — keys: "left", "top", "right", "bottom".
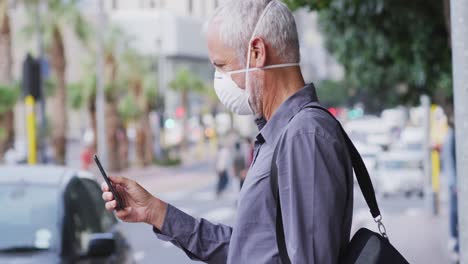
[
  {"left": 134, "top": 251, "right": 145, "bottom": 262},
  {"left": 200, "top": 207, "right": 236, "bottom": 223}
]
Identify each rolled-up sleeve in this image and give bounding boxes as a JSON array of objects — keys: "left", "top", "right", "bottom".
[
  {"left": 276, "top": 130, "right": 351, "bottom": 263},
  {"left": 153, "top": 204, "right": 232, "bottom": 263}
]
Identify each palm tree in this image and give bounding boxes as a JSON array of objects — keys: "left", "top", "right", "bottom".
[
  {"left": 23, "top": 0, "right": 90, "bottom": 165},
  {"left": 0, "top": 1, "right": 15, "bottom": 160},
  {"left": 169, "top": 68, "right": 205, "bottom": 150},
  {"left": 69, "top": 27, "right": 130, "bottom": 171},
  {"left": 120, "top": 49, "right": 158, "bottom": 167}
]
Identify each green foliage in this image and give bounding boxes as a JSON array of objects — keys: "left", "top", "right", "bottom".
[
  {"left": 169, "top": 68, "right": 206, "bottom": 94},
  {"left": 68, "top": 82, "right": 83, "bottom": 110},
  {"left": 316, "top": 80, "right": 350, "bottom": 107},
  {"left": 153, "top": 157, "right": 182, "bottom": 167},
  {"left": 143, "top": 75, "right": 158, "bottom": 110},
  {"left": 22, "top": 0, "right": 91, "bottom": 50},
  {"left": 118, "top": 94, "right": 141, "bottom": 123},
  {"left": 0, "top": 127, "right": 5, "bottom": 141},
  {"left": 0, "top": 84, "right": 19, "bottom": 114},
  {"left": 284, "top": 0, "right": 332, "bottom": 10},
  {"left": 289, "top": 0, "right": 452, "bottom": 108}
]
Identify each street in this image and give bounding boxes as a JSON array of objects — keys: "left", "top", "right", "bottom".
[{"left": 113, "top": 160, "right": 451, "bottom": 264}]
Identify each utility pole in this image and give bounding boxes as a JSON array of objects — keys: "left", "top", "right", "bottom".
[
  {"left": 421, "top": 95, "right": 433, "bottom": 214},
  {"left": 450, "top": 0, "right": 468, "bottom": 262},
  {"left": 96, "top": 0, "right": 107, "bottom": 166}
]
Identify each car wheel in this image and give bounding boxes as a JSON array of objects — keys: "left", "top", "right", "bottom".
[
  {"left": 404, "top": 191, "right": 412, "bottom": 198},
  {"left": 418, "top": 190, "right": 424, "bottom": 198}
]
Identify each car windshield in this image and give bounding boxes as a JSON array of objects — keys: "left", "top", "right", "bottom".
[
  {"left": 0, "top": 184, "right": 59, "bottom": 252},
  {"left": 382, "top": 160, "right": 421, "bottom": 170}
]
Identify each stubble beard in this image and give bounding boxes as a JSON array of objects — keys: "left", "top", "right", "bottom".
[{"left": 249, "top": 77, "right": 263, "bottom": 117}]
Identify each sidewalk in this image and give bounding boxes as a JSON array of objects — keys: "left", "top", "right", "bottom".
[
  {"left": 353, "top": 206, "right": 452, "bottom": 263},
  {"left": 113, "top": 159, "right": 217, "bottom": 194}
]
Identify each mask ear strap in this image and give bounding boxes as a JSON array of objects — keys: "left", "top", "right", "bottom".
[
  {"left": 245, "top": 1, "right": 276, "bottom": 90},
  {"left": 262, "top": 63, "right": 300, "bottom": 70}
]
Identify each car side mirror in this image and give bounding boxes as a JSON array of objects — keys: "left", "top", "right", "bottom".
[{"left": 85, "top": 233, "right": 116, "bottom": 258}]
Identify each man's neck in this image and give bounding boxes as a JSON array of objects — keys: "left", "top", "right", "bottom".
[{"left": 263, "top": 67, "right": 305, "bottom": 121}]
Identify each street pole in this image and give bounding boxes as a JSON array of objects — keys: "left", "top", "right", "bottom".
[
  {"left": 96, "top": 0, "right": 108, "bottom": 167},
  {"left": 450, "top": 0, "right": 468, "bottom": 262},
  {"left": 421, "top": 95, "right": 433, "bottom": 214},
  {"left": 35, "top": 1, "right": 47, "bottom": 163},
  {"left": 155, "top": 36, "right": 166, "bottom": 160}
]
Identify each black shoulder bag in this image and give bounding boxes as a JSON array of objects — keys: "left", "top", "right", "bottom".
[{"left": 270, "top": 105, "right": 409, "bottom": 264}]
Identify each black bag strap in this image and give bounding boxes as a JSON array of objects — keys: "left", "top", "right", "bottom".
[{"left": 270, "top": 104, "right": 383, "bottom": 264}]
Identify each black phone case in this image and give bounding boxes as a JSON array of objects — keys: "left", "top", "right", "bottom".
[{"left": 94, "top": 155, "right": 124, "bottom": 210}]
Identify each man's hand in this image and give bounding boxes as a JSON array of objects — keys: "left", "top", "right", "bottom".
[{"left": 101, "top": 175, "right": 167, "bottom": 230}]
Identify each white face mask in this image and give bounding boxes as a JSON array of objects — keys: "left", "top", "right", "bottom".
[{"left": 213, "top": 1, "right": 300, "bottom": 115}]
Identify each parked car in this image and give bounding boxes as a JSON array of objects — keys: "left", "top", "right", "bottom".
[
  {"left": 392, "top": 126, "right": 425, "bottom": 154},
  {"left": 0, "top": 166, "right": 135, "bottom": 264},
  {"left": 354, "top": 143, "right": 383, "bottom": 181},
  {"left": 345, "top": 116, "right": 393, "bottom": 150},
  {"left": 375, "top": 152, "right": 425, "bottom": 198}
]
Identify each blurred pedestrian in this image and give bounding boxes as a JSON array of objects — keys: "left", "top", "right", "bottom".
[
  {"left": 233, "top": 141, "right": 247, "bottom": 189},
  {"left": 215, "top": 143, "right": 230, "bottom": 197},
  {"left": 80, "top": 130, "right": 94, "bottom": 171},
  {"left": 442, "top": 119, "right": 458, "bottom": 260},
  {"left": 101, "top": 1, "right": 353, "bottom": 263}
]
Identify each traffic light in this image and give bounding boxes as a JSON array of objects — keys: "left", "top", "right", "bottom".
[{"left": 22, "top": 54, "right": 42, "bottom": 100}]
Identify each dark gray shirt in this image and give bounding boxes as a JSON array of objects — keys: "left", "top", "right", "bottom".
[{"left": 154, "top": 84, "right": 354, "bottom": 263}]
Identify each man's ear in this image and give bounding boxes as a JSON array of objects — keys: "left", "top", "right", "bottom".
[{"left": 249, "top": 37, "right": 267, "bottom": 68}]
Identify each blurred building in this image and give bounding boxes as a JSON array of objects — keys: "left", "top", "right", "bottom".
[{"left": 7, "top": 0, "right": 343, "bottom": 142}]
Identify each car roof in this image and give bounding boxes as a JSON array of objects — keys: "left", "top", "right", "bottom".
[{"left": 0, "top": 165, "right": 95, "bottom": 186}]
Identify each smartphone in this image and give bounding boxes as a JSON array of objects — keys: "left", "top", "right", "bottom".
[{"left": 94, "top": 154, "right": 124, "bottom": 210}]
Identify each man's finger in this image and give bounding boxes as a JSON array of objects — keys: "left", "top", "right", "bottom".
[
  {"left": 101, "top": 182, "right": 109, "bottom": 192},
  {"left": 105, "top": 200, "right": 116, "bottom": 211},
  {"left": 102, "top": 192, "right": 113, "bottom": 201},
  {"left": 109, "top": 175, "right": 131, "bottom": 188},
  {"left": 116, "top": 207, "right": 132, "bottom": 219}
]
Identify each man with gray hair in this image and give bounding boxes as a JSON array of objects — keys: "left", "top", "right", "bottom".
[{"left": 101, "top": 0, "right": 353, "bottom": 263}]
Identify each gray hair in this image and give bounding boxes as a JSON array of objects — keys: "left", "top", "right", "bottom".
[{"left": 207, "top": 0, "right": 300, "bottom": 65}]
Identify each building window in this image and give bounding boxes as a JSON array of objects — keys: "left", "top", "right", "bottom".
[
  {"left": 150, "top": 0, "right": 156, "bottom": 8},
  {"left": 112, "top": 0, "right": 118, "bottom": 9},
  {"left": 215, "top": 0, "right": 219, "bottom": 9}
]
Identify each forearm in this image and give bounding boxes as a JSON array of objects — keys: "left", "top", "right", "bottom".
[
  {"left": 152, "top": 204, "right": 232, "bottom": 263},
  {"left": 145, "top": 197, "right": 168, "bottom": 230}
]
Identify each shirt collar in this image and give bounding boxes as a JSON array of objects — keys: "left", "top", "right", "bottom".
[{"left": 255, "top": 83, "right": 319, "bottom": 144}]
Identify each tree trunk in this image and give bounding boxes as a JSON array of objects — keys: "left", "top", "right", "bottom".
[
  {"left": 181, "top": 90, "right": 189, "bottom": 150},
  {"left": 135, "top": 112, "right": 154, "bottom": 167},
  {"left": 50, "top": 26, "right": 67, "bottom": 165},
  {"left": 88, "top": 94, "right": 97, "bottom": 151},
  {"left": 135, "top": 120, "right": 146, "bottom": 167},
  {"left": 105, "top": 100, "right": 120, "bottom": 171},
  {"left": 0, "top": 7, "right": 14, "bottom": 160},
  {"left": 117, "top": 120, "right": 129, "bottom": 169},
  {"left": 143, "top": 110, "right": 154, "bottom": 165}
]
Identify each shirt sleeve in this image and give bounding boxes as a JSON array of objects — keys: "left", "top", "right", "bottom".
[
  {"left": 276, "top": 130, "right": 352, "bottom": 263},
  {"left": 153, "top": 204, "right": 232, "bottom": 263}
]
